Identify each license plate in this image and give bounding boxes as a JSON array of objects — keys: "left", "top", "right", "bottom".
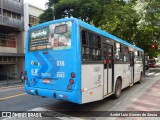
[{"left": 42, "top": 79, "right": 51, "bottom": 84}]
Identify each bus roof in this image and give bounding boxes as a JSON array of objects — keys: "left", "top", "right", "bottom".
[{"left": 29, "top": 17, "right": 144, "bottom": 52}]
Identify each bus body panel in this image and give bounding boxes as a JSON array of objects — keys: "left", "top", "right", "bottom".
[
  {"left": 24, "top": 18, "right": 144, "bottom": 104},
  {"left": 134, "top": 64, "right": 143, "bottom": 83},
  {"left": 24, "top": 84, "right": 82, "bottom": 104},
  {"left": 81, "top": 64, "right": 103, "bottom": 103},
  {"left": 25, "top": 18, "right": 82, "bottom": 104},
  {"left": 114, "top": 64, "right": 130, "bottom": 89},
  {"left": 25, "top": 50, "right": 76, "bottom": 91}
]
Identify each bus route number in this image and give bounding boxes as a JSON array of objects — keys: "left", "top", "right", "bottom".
[{"left": 57, "top": 61, "right": 65, "bottom": 66}]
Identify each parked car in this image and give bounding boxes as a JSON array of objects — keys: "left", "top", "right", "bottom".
[{"left": 149, "top": 59, "right": 158, "bottom": 68}]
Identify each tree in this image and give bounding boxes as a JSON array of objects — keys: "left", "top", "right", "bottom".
[
  {"left": 39, "top": 8, "right": 53, "bottom": 23},
  {"left": 135, "top": 0, "right": 160, "bottom": 57},
  {"left": 39, "top": 0, "right": 160, "bottom": 58}
]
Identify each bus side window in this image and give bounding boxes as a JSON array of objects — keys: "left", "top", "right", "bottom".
[
  {"left": 81, "top": 29, "right": 102, "bottom": 62},
  {"left": 81, "top": 30, "right": 89, "bottom": 61},
  {"left": 114, "top": 43, "right": 121, "bottom": 63},
  {"left": 82, "top": 30, "right": 88, "bottom": 45}
]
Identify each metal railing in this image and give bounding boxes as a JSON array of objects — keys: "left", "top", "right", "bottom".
[
  {"left": 2, "top": 0, "right": 23, "bottom": 14},
  {"left": 0, "top": 71, "right": 23, "bottom": 87}
]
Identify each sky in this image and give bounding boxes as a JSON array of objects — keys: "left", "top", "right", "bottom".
[{"left": 24, "top": 0, "right": 48, "bottom": 9}]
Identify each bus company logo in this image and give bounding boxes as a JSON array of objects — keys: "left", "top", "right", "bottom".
[
  {"left": 2, "top": 112, "right": 11, "bottom": 117},
  {"left": 31, "top": 29, "right": 48, "bottom": 39}
]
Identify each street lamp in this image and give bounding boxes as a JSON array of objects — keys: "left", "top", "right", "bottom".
[{"left": 63, "top": 9, "right": 74, "bottom": 18}]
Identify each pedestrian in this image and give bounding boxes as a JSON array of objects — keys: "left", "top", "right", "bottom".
[{"left": 20, "top": 71, "right": 24, "bottom": 83}]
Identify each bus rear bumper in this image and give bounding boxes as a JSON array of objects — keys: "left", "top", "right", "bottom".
[{"left": 24, "top": 85, "right": 82, "bottom": 104}]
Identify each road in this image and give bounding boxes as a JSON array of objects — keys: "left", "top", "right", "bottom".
[{"left": 0, "top": 68, "right": 160, "bottom": 120}]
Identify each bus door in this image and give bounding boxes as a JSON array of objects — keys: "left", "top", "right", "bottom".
[
  {"left": 130, "top": 52, "right": 134, "bottom": 86},
  {"left": 103, "top": 44, "right": 113, "bottom": 96}
]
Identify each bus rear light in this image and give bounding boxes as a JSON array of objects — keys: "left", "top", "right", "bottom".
[
  {"left": 43, "top": 51, "right": 48, "bottom": 54},
  {"left": 71, "top": 72, "right": 76, "bottom": 78},
  {"left": 63, "top": 95, "right": 67, "bottom": 98},
  {"left": 69, "top": 79, "right": 74, "bottom": 84},
  {"left": 67, "top": 84, "right": 72, "bottom": 90}
]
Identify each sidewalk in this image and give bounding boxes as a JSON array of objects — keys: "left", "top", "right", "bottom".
[
  {"left": 114, "top": 78, "right": 160, "bottom": 120},
  {"left": 0, "top": 79, "right": 23, "bottom": 88},
  {"left": 126, "top": 79, "right": 160, "bottom": 111}
]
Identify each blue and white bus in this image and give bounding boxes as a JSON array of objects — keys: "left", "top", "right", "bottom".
[{"left": 24, "top": 18, "right": 144, "bottom": 104}]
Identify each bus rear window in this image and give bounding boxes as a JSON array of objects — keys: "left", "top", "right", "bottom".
[
  {"left": 29, "top": 21, "right": 71, "bottom": 51},
  {"left": 54, "top": 24, "right": 67, "bottom": 34}
]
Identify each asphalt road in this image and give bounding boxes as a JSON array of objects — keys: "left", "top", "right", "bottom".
[{"left": 0, "top": 68, "right": 160, "bottom": 120}]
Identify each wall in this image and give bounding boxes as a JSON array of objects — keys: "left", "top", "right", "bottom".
[{"left": 16, "top": 31, "right": 24, "bottom": 53}]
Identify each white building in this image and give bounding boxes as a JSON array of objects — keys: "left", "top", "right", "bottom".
[{"left": 24, "top": 3, "right": 44, "bottom": 52}]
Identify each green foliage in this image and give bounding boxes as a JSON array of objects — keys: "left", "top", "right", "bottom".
[
  {"left": 39, "top": 8, "right": 53, "bottom": 23},
  {"left": 137, "top": 0, "right": 160, "bottom": 57},
  {"left": 39, "top": 0, "right": 160, "bottom": 58}
]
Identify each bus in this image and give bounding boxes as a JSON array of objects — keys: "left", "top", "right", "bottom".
[{"left": 24, "top": 18, "right": 144, "bottom": 104}]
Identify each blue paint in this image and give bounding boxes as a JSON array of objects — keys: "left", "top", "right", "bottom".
[{"left": 25, "top": 17, "right": 144, "bottom": 104}]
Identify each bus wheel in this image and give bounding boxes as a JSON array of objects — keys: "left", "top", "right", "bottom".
[
  {"left": 113, "top": 79, "right": 122, "bottom": 99},
  {"left": 137, "top": 72, "right": 143, "bottom": 84}
]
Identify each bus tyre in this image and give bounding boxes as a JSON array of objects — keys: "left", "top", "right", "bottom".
[
  {"left": 137, "top": 73, "right": 143, "bottom": 84},
  {"left": 113, "top": 79, "right": 122, "bottom": 99}
]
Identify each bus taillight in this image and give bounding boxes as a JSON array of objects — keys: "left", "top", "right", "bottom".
[
  {"left": 71, "top": 72, "right": 76, "bottom": 78},
  {"left": 69, "top": 79, "right": 74, "bottom": 84},
  {"left": 67, "top": 84, "right": 72, "bottom": 90}
]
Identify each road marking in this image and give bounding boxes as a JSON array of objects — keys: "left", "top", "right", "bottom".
[
  {"left": 148, "top": 72, "right": 155, "bottom": 76},
  {"left": 29, "top": 107, "right": 85, "bottom": 120},
  {"left": 0, "top": 93, "right": 27, "bottom": 101},
  {"left": 154, "top": 73, "right": 160, "bottom": 76}
]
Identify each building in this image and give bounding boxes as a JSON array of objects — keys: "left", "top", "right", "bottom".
[
  {"left": 23, "top": 3, "right": 44, "bottom": 52},
  {"left": 0, "top": 0, "right": 24, "bottom": 82},
  {"left": 0, "top": 0, "right": 44, "bottom": 85}
]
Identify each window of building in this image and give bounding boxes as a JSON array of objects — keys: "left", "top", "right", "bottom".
[
  {"left": 17, "top": 13, "right": 21, "bottom": 20},
  {"left": 14, "top": 0, "right": 22, "bottom": 2},
  {"left": 0, "top": 56, "right": 2, "bottom": 61},
  {"left": 12, "top": 13, "right": 17, "bottom": 19},
  {"left": 3, "top": 56, "right": 8, "bottom": 61},
  {"left": 0, "top": 33, "right": 16, "bottom": 48},
  {"left": 7, "top": 11, "right": 11, "bottom": 17},
  {"left": 81, "top": 29, "right": 102, "bottom": 62},
  {"left": 29, "top": 15, "right": 39, "bottom": 25},
  {"left": 3, "top": 10, "right": 7, "bottom": 16}
]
